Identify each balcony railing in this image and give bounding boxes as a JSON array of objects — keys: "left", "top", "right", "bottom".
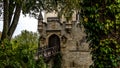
[{"left": 38, "top": 46, "right": 59, "bottom": 62}]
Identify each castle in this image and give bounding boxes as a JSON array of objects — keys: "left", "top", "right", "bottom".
[{"left": 37, "top": 11, "right": 92, "bottom": 68}]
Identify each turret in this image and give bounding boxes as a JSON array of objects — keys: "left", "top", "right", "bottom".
[{"left": 38, "top": 12, "right": 43, "bottom": 33}]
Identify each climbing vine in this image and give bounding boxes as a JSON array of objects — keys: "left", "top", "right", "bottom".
[
  {"left": 52, "top": 52, "right": 62, "bottom": 68},
  {"left": 81, "top": 0, "right": 120, "bottom": 68}
]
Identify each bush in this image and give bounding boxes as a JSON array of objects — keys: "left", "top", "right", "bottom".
[{"left": 0, "top": 31, "right": 47, "bottom": 68}]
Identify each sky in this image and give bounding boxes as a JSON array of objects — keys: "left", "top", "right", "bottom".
[{"left": 0, "top": 14, "right": 38, "bottom": 37}]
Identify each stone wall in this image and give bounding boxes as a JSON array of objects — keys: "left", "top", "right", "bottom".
[
  {"left": 38, "top": 11, "right": 92, "bottom": 68},
  {"left": 61, "top": 23, "right": 92, "bottom": 68}
]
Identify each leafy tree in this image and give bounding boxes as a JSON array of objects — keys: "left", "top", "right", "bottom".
[
  {"left": 0, "top": 30, "right": 46, "bottom": 68},
  {"left": 54, "top": 0, "right": 81, "bottom": 20},
  {"left": 0, "top": 0, "right": 61, "bottom": 41},
  {"left": 0, "top": 0, "right": 82, "bottom": 42},
  {"left": 11, "top": 30, "right": 45, "bottom": 68},
  {"left": 1, "top": 0, "right": 120, "bottom": 67},
  {"left": 1, "top": 0, "right": 22, "bottom": 41},
  {"left": 12, "top": 30, "right": 39, "bottom": 51},
  {"left": 0, "top": 0, "right": 81, "bottom": 67},
  {"left": 81, "top": 0, "right": 120, "bottom": 68}
]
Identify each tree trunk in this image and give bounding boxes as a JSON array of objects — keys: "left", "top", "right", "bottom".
[
  {"left": 7, "top": 5, "right": 21, "bottom": 40},
  {"left": 1, "top": 0, "right": 9, "bottom": 41},
  {"left": 1, "top": 1, "right": 22, "bottom": 41}
]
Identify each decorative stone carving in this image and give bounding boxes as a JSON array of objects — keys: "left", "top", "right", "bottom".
[
  {"left": 65, "top": 23, "right": 72, "bottom": 33},
  {"left": 40, "top": 36, "right": 46, "bottom": 46},
  {"left": 61, "top": 35, "right": 67, "bottom": 44}
]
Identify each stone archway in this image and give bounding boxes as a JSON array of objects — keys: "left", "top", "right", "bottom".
[
  {"left": 48, "top": 34, "right": 61, "bottom": 68},
  {"left": 48, "top": 34, "right": 60, "bottom": 51}
]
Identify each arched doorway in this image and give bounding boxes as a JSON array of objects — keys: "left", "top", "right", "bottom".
[
  {"left": 48, "top": 34, "right": 61, "bottom": 68},
  {"left": 48, "top": 34, "right": 60, "bottom": 51}
]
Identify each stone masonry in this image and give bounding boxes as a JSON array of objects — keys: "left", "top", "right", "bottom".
[{"left": 38, "top": 11, "right": 92, "bottom": 68}]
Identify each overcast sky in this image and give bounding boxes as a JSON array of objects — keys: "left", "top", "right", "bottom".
[{"left": 0, "top": 14, "right": 38, "bottom": 37}]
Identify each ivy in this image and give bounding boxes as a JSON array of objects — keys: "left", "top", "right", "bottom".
[
  {"left": 81, "top": 0, "right": 120, "bottom": 68},
  {"left": 52, "top": 52, "right": 62, "bottom": 68}
]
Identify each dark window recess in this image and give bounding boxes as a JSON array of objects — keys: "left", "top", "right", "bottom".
[{"left": 48, "top": 34, "right": 60, "bottom": 51}]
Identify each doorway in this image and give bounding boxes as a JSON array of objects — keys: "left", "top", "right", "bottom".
[
  {"left": 48, "top": 34, "right": 61, "bottom": 68},
  {"left": 48, "top": 34, "right": 60, "bottom": 51}
]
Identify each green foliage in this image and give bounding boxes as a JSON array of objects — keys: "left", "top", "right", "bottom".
[
  {"left": 0, "top": 40, "right": 18, "bottom": 68},
  {"left": 1, "top": 0, "right": 72, "bottom": 41},
  {"left": 55, "top": 0, "right": 81, "bottom": 21},
  {"left": 52, "top": 52, "right": 62, "bottom": 68},
  {"left": 81, "top": 0, "right": 120, "bottom": 68},
  {"left": 91, "top": 39, "right": 120, "bottom": 68},
  {"left": 12, "top": 30, "right": 39, "bottom": 51},
  {"left": 0, "top": 30, "right": 46, "bottom": 68}
]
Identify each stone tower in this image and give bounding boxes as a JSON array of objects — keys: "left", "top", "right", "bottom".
[{"left": 38, "top": 11, "right": 92, "bottom": 68}]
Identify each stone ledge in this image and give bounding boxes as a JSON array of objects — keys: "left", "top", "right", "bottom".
[{"left": 69, "top": 50, "right": 90, "bottom": 52}]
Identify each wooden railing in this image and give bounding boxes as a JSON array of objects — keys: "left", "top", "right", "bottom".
[{"left": 38, "top": 46, "right": 59, "bottom": 61}]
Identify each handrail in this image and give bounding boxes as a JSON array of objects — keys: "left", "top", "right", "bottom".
[
  {"left": 38, "top": 46, "right": 58, "bottom": 53},
  {"left": 38, "top": 46, "right": 59, "bottom": 58}
]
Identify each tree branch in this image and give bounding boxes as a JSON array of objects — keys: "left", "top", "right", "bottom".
[{"left": 9, "top": 0, "right": 15, "bottom": 27}]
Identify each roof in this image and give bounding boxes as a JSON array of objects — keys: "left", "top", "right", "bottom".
[{"left": 38, "top": 12, "right": 43, "bottom": 20}]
